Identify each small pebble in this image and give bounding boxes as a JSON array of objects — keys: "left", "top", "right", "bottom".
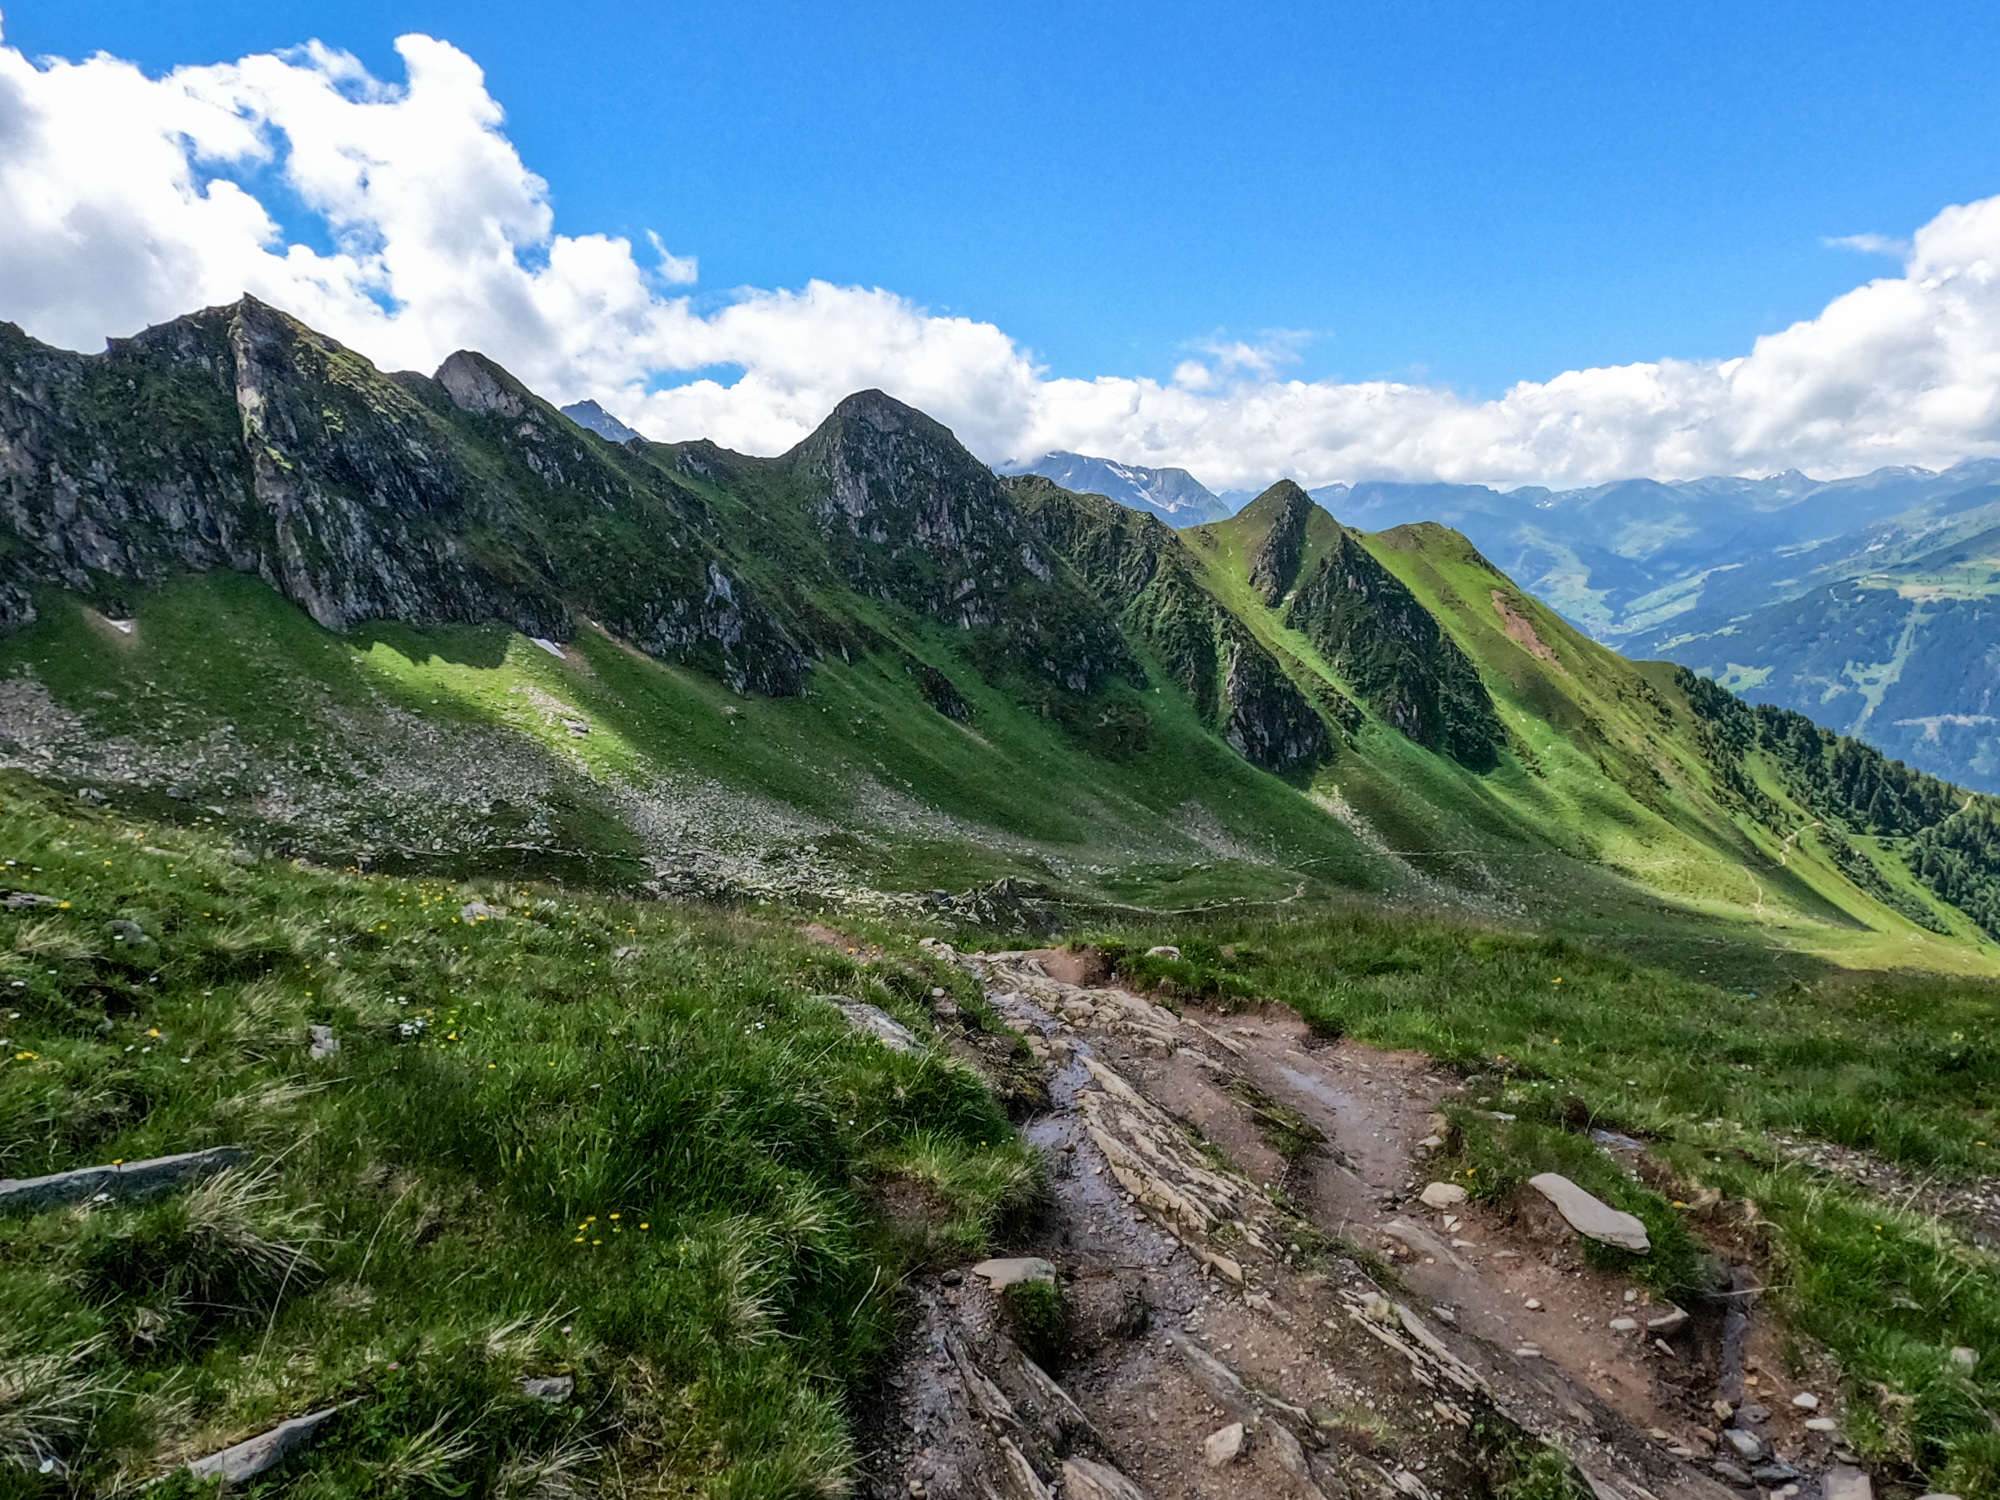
[{"left": 1791, "top": 1392, "right": 1819, "bottom": 1410}]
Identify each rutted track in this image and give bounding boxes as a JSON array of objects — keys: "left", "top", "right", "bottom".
[{"left": 856, "top": 946, "right": 1790, "bottom": 1500}]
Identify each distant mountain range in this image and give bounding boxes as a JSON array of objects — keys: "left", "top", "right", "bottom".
[
  {"left": 997, "top": 451, "right": 1233, "bottom": 524},
  {"left": 7, "top": 296, "right": 2000, "bottom": 963},
  {"left": 1019, "top": 449, "right": 2000, "bottom": 792}
]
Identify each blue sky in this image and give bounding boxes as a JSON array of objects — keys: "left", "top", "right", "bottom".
[{"left": 10, "top": 0, "right": 2000, "bottom": 399}]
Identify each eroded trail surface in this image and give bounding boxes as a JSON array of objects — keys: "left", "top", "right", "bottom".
[{"left": 857, "top": 948, "right": 1862, "bottom": 1500}]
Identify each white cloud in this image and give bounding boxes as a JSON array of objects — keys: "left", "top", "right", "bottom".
[
  {"left": 6, "top": 19, "right": 2000, "bottom": 491},
  {"left": 1824, "top": 232, "right": 1912, "bottom": 257}
]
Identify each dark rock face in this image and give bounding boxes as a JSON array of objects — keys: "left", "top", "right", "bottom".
[
  {"left": 1218, "top": 619, "right": 1331, "bottom": 773},
  {"left": 793, "top": 392, "right": 1134, "bottom": 696},
  {"left": 0, "top": 299, "right": 806, "bottom": 693},
  {"left": 1008, "top": 476, "right": 1340, "bottom": 774},
  {"left": 1243, "top": 480, "right": 1316, "bottom": 605},
  {"left": 1284, "top": 526, "right": 1503, "bottom": 770}
]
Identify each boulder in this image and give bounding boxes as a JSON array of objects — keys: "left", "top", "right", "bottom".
[
  {"left": 1527, "top": 1172, "right": 1650, "bottom": 1253},
  {"left": 971, "top": 1256, "right": 1057, "bottom": 1290},
  {"left": 1, "top": 1145, "right": 247, "bottom": 1213},
  {"left": 187, "top": 1404, "right": 345, "bottom": 1484},
  {"left": 1719, "top": 1428, "right": 1770, "bottom": 1463},
  {"left": 822, "top": 995, "right": 920, "bottom": 1054},
  {"left": 1203, "top": 1422, "right": 1245, "bottom": 1466},
  {"left": 1420, "top": 1181, "right": 1468, "bottom": 1209}
]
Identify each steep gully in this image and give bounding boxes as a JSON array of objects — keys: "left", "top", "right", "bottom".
[{"left": 853, "top": 946, "right": 1867, "bottom": 1500}]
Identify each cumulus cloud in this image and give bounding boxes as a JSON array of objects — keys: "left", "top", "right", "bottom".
[{"left": 5, "top": 18, "right": 2000, "bottom": 491}]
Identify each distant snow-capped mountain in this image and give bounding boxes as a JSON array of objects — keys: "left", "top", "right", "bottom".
[
  {"left": 561, "top": 399, "right": 640, "bottom": 443},
  {"left": 997, "top": 451, "right": 1232, "bottom": 525}
]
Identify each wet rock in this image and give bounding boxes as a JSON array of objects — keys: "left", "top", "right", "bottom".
[
  {"left": 1419, "top": 1182, "right": 1468, "bottom": 1209},
  {"left": 1824, "top": 1466, "right": 1874, "bottom": 1500},
  {"left": 1527, "top": 1172, "right": 1650, "bottom": 1253},
  {"left": 1, "top": 1145, "right": 248, "bottom": 1213},
  {"left": 823, "top": 995, "right": 920, "bottom": 1053},
  {"left": 972, "top": 1256, "right": 1057, "bottom": 1290},
  {"left": 186, "top": 1404, "right": 345, "bottom": 1484},
  {"left": 1203, "top": 1422, "right": 1245, "bottom": 1466},
  {"left": 520, "top": 1375, "right": 574, "bottom": 1402},
  {"left": 308, "top": 1024, "right": 339, "bottom": 1061}
]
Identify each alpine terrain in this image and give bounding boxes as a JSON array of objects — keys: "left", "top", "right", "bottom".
[{"left": 2, "top": 299, "right": 1998, "bottom": 1500}]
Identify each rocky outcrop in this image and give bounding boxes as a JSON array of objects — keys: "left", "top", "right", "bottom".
[
  {"left": 791, "top": 392, "right": 1135, "bottom": 697},
  {"left": 1285, "top": 525, "right": 1504, "bottom": 770},
  {"left": 1240, "top": 480, "right": 1315, "bottom": 605},
  {"left": 1009, "top": 477, "right": 1344, "bottom": 773},
  {"left": 0, "top": 299, "right": 807, "bottom": 694}
]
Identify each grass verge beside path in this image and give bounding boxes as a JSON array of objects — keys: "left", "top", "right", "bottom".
[
  {"left": 0, "top": 774, "right": 1032, "bottom": 1498},
  {"left": 1085, "top": 908, "right": 2000, "bottom": 1496}
]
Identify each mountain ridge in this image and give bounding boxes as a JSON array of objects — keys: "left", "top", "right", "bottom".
[{"left": 1, "top": 297, "right": 1996, "bottom": 972}]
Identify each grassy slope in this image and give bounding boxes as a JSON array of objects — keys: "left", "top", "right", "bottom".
[
  {"left": 1360, "top": 523, "right": 1996, "bottom": 969},
  {"left": 0, "top": 774, "right": 1034, "bottom": 1497},
  {"left": 0, "top": 575, "right": 1384, "bottom": 911}
]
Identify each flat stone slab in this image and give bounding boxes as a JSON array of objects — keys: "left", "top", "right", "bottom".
[
  {"left": 187, "top": 1404, "right": 345, "bottom": 1484},
  {"left": 971, "top": 1256, "right": 1057, "bottom": 1290},
  {"left": 1528, "top": 1172, "right": 1650, "bottom": 1253},
  {"left": 1062, "top": 1455, "right": 1152, "bottom": 1500},
  {"left": 1419, "top": 1181, "right": 1468, "bottom": 1208},
  {"left": 822, "top": 995, "right": 919, "bottom": 1053},
  {"left": 0, "top": 1145, "right": 247, "bottom": 1214}
]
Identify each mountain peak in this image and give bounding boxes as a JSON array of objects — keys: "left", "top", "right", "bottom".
[
  {"left": 561, "top": 399, "right": 640, "bottom": 443},
  {"left": 1239, "top": 480, "right": 1318, "bottom": 604}
]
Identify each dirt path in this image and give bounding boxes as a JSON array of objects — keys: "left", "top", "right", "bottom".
[{"left": 854, "top": 947, "right": 1881, "bottom": 1499}]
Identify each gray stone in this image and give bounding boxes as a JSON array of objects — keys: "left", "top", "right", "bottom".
[
  {"left": 1203, "top": 1422, "right": 1245, "bottom": 1466},
  {"left": 1527, "top": 1172, "right": 1650, "bottom": 1253},
  {"left": 186, "top": 1404, "right": 345, "bottom": 1484},
  {"left": 1647, "top": 1305, "right": 1690, "bottom": 1334},
  {"left": 520, "top": 1375, "right": 574, "bottom": 1403},
  {"left": 1145, "top": 946, "right": 1180, "bottom": 959},
  {"left": 971, "top": 1256, "right": 1057, "bottom": 1290},
  {"left": 1720, "top": 1428, "right": 1770, "bottom": 1463},
  {"left": 1710, "top": 1459, "right": 1755, "bottom": 1488},
  {"left": 106, "top": 918, "right": 149, "bottom": 945},
  {"left": 1824, "top": 1465, "right": 1874, "bottom": 1500},
  {"left": 1061, "top": 1456, "right": 1152, "bottom": 1500},
  {"left": 1949, "top": 1346, "right": 1980, "bottom": 1369},
  {"left": 0, "top": 1145, "right": 247, "bottom": 1213},
  {"left": 308, "top": 1024, "right": 339, "bottom": 1060},
  {"left": 1419, "top": 1181, "right": 1468, "bottom": 1208},
  {"left": 3, "top": 892, "right": 55, "bottom": 909},
  {"left": 1752, "top": 1461, "right": 1802, "bottom": 1483},
  {"left": 460, "top": 901, "right": 506, "bottom": 921},
  {"left": 823, "top": 995, "right": 920, "bottom": 1053}
]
